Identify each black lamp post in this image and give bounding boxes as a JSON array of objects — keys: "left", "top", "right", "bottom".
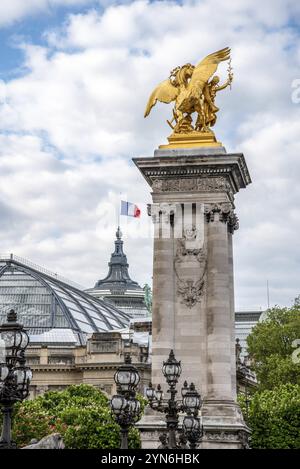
[
  {"left": 182, "top": 382, "right": 201, "bottom": 414},
  {"left": 0, "top": 310, "right": 32, "bottom": 449},
  {"left": 182, "top": 415, "right": 203, "bottom": 449},
  {"left": 110, "top": 354, "right": 141, "bottom": 449},
  {"left": 182, "top": 382, "right": 203, "bottom": 449},
  {"left": 239, "top": 361, "right": 251, "bottom": 421},
  {"left": 146, "top": 350, "right": 203, "bottom": 449}
]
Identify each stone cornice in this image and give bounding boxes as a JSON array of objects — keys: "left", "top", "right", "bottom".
[
  {"left": 30, "top": 363, "right": 151, "bottom": 372},
  {"left": 30, "top": 365, "right": 80, "bottom": 373},
  {"left": 74, "top": 363, "right": 151, "bottom": 371},
  {"left": 133, "top": 152, "right": 251, "bottom": 195}
]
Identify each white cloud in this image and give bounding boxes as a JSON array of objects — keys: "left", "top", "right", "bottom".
[
  {"left": 0, "top": 133, "right": 152, "bottom": 287},
  {"left": 0, "top": 0, "right": 300, "bottom": 307},
  {"left": 0, "top": 1, "right": 97, "bottom": 27},
  {"left": 0, "top": 1, "right": 136, "bottom": 27}
]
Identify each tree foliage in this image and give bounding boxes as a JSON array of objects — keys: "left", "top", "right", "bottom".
[
  {"left": 239, "top": 305, "right": 300, "bottom": 448},
  {"left": 239, "top": 384, "right": 300, "bottom": 449},
  {"left": 11, "top": 384, "right": 141, "bottom": 449},
  {"left": 246, "top": 305, "right": 300, "bottom": 390}
]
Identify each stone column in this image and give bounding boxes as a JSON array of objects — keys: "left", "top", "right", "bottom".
[
  {"left": 205, "top": 204, "right": 233, "bottom": 401},
  {"left": 133, "top": 147, "right": 251, "bottom": 448},
  {"left": 228, "top": 229, "right": 238, "bottom": 397},
  {"left": 151, "top": 210, "right": 176, "bottom": 386}
]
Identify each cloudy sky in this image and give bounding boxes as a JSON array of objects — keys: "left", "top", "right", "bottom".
[{"left": 0, "top": 0, "right": 300, "bottom": 310}]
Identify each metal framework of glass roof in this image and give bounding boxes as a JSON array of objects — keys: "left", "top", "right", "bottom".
[{"left": 0, "top": 255, "right": 131, "bottom": 345}]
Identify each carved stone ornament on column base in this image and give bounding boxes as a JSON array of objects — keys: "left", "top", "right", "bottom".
[
  {"left": 200, "top": 399, "right": 251, "bottom": 449},
  {"left": 135, "top": 405, "right": 167, "bottom": 449},
  {"left": 136, "top": 404, "right": 251, "bottom": 449},
  {"left": 200, "top": 428, "right": 250, "bottom": 449}
]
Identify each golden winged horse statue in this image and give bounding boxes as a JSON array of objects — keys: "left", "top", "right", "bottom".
[{"left": 144, "top": 47, "right": 233, "bottom": 148}]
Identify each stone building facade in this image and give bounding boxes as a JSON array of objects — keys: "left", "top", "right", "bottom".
[{"left": 27, "top": 326, "right": 152, "bottom": 398}]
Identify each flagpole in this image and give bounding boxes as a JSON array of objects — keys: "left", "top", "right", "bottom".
[{"left": 118, "top": 192, "right": 121, "bottom": 229}]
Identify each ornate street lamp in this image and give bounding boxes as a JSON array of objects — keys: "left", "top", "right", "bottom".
[
  {"left": 146, "top": 382, "right": 156, "bottom": 402},
  {"left": 0, "top": 310, "right": 32, "bottom": 449},
  {"left": 182, "top": 415, "right": 203, "bottom": 449},
  {"left": 181, "top": 380, "right": 189, "bottom": 398},
  {"left": 182, "top": 382, "right": 201, "bottom": 415},
  {"left": 182, "top": 382, "right": 203, "bottom": 449},
  {"left": 110, "top": 354, "right": 141, "bottom": 449},
  {"left": 146, "top": 350, "right": 203, "bottom": 449},
  {"left": 114, "top": 354, "right": 140, "bottom": 394},
  {"left": 12, "top": 352, "right": 32, "bottom": 397},
  {"left": 0, "top": 310, "right": 29, "bottom": 367},
  {"left": 162, "top": 349, "right": 181, "bottom": 387}
]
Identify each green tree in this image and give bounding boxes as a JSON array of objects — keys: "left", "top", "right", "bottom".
[
  {"left": 239, "top": 384, "right": 300, "bottom": 449},
  {"left": 10, "top": 384, "right": 142, "bottom": 449},
  {"left": 239, "top": 305, "right": 300, "bottom": 448},
  {"left": 246, "top": 305, "right": 300, "bottom": 390}
]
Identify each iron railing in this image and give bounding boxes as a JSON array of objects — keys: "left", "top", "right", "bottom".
[{"left": 0, "top": 253, "right": 84, "bottom": 291}]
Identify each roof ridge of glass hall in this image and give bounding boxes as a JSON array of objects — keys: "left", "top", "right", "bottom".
[
  {"left": 0, "top": 253, "right": 84, "bottom": 289},
  {"left": 0, "top": 256, "right": 131, "bottom": 345}
]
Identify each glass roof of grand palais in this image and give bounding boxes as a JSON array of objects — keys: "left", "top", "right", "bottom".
[{"left": 0, "top": 254, "right": 131, "bottom": 345}]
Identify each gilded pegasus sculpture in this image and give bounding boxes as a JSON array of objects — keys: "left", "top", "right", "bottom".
[{"left": 144, "top": 47, "right": 233, "bottom": 145}]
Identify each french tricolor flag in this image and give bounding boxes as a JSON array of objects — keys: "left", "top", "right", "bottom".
[{"left": 121, "top": 200, "right": 141, "bottom": 218}]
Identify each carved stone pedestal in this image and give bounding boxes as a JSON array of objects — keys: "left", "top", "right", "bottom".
[
  {"left": 136, "top": 406, "right": 167, "bottom": 449},
  {"left": 133, "top": 146, "right": 251, "bottom": 449},
  {"left": 200, "top": 399, "right": 250, "bottom": 449}
]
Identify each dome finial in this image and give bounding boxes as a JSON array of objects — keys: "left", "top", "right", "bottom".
[{"left": 116, "top": 226, "right": 122, "bottom": 240}]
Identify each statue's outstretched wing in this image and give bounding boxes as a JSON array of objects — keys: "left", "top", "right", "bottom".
[
  {"left": 188, "top": 47, "right": 231, "bottom": 91},
  {"left": 144, "top": 79, "right": 179, "bottom": 117}
]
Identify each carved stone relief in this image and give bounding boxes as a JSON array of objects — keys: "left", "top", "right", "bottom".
[
  {"left": 177, "top": 278, "right": 205, "bottom": 308},
  {"left": 151, "top": 176, "right": 232, "bottom": 195},
  {"left": 174, "top": 225, "right": 207, "bottom": 308},
  {"left": 204, "top": 429, "right": 249, "bottom": 448}
]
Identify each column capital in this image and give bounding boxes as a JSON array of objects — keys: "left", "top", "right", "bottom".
[{"left": 205, "top": 203, "right": 239, "bottom": 234}]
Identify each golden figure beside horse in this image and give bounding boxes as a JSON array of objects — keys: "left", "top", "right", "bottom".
[{"left": 144, "top": 47, "right": 233, "bottom": 147}]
